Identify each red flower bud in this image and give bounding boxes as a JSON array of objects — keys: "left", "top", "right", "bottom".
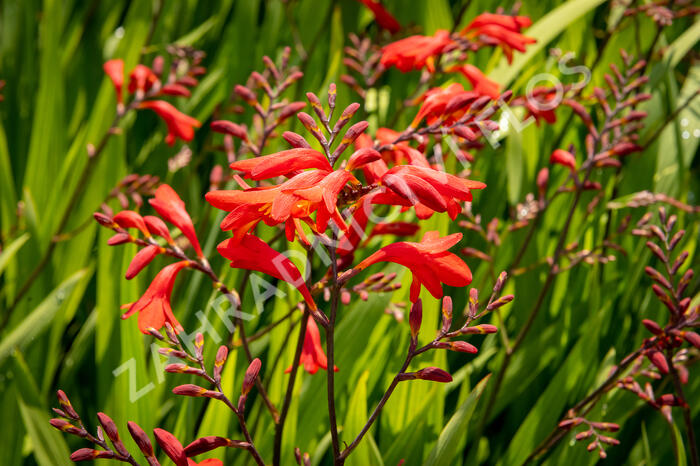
[
  {"left": 409, "top": 299, "right": 422, "bottom": 338},
  {"left": 415, "top": 367, "right": 453, "bottom": 383},
  {"left": 242, "top": 358, "right": 261, "bottom": 396},
  {"left": 211, "top": 120, "right": 248, "bottom": 140}
]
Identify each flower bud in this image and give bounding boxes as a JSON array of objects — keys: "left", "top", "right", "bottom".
[
  {"left": 441, "top": 296, "right": 452, "bottom": 334},
  {"left": 127, "top": 421, "right": 154, "bottom": 457},
  {"left": 283, "top": 131, "right": 312, "bottom": 149},
  {"left": 242, "top": 358, "right": 261, "bottom": 396},
  {"left": 641, "top": 319, "right": 662, "bottom": 335},
  {"left": 211, "top": 120, "right": 248, "bottom": 141},
  {"left": 71, "top": 448, "right": 114, "bottom": 461},
  {"left": 415, "top": 367, "right": 453, "bottom": 383},
  {"left": 56, "top": 390, "right": 80, "bottom": 420},
  {"left": 154, "top": 428, "right": 188, "bottom": 466},
  {"left": 409, "top": 299, "right": 422, "bottom": 339},
  {"left": 460, "top": 324, "right": 498, "bottom": 335},
  {"left": 213, "top": 345, "right": 228, "bottom": 382}
]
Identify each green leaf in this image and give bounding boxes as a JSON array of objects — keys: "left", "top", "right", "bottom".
[
  {"left": 423, "top": 375, "right": 491, "bottom": 466},
  {"left": 0, "top": 268, "right": 89, "bottom": 365},
  {"left": 0, "top": 232, "right": 30, "bottom": 276}
]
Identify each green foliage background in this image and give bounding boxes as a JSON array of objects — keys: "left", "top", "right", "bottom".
[{"left": 0, "top": 0, "right": 698, "bottom": 465}]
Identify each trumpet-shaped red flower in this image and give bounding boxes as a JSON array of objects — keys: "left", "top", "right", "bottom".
[
  {"left": 357, "top": 0, "right": 401, "bottom": 34},
  {"left": 217, "top": 235, "right": 319, "bottom": 313},
  {"left": 149, "top": 184, "right": 204, "bottom": 257},
  {"left": 381, "top": 164, "right": 486, "bottom": 219},
  {"left": 411, "top": 83, "right": 479, "bottom": 127},
  {"left": 139, "top": 100, "right": 201, "bottom": 146},
  {"left": 206, "top": 168, "right": 354, "bottom": 244},
  {"left": 229, "top": 148, "right": 332, "bottom": 180},
  {"left": 462, "top": 13, "right": 535, "bottom": 63},
  {"left": 381, "top": 30, "right": 455, "bottom": 72},
  {"left": 286, "top": 316, "right": 338, "bottom": 374},
  {"left": 121, "top": 261, "right": 190, "bottom": 334},
  {"left": 103, "top": 59, "right": 124, "bottom": 104},
  {"left": 355, "top": 231, "right": 472, "bottom": 302},
  {"left": 454, "top": 64, "right": 500, "bottom": 99}
]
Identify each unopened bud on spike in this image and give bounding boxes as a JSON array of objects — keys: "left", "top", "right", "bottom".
[
  {"left": 415, "top": 367, "right": 453, "bottom": 383},
  {"left": 441, "top": 297, "right": 452, "bottom": 334},
  {"left": 194, "top": 333, "right": 204, "bottom": 360},
  {"left": 409, "top": 299, "right": 422, "bottom": 339},
  {"left": 213, "top": 346, "right": 228, "bottom": 382},
  {"left": 486, "top": 294, "right": 514, "bottom": 311},
  {"left": 242, "top": 358, "right": 261, "bottom": 396},
  {"left": 468, "top": 288, "right": 479, "bottom": 318},
  {"left": 56, "top": 390, "right": 80, "bottom": 420},
  {"left": 127, "top": 421, "right": 154, "bottom": 457}
]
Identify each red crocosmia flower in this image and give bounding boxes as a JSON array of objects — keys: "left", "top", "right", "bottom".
[
  {"left": 462, "top": 13, "right": 535, "bottom": 63},
  {"left": 138, "top": 100, "right": 201, "bottom": 146},
  {"left": 550, "top": 149, "right": 577, "bottom": 171},
  {"left": 454, "top": 65, "right": 500, "bottom": 100},
  {"left": 229, "top": 148, "right": 332, "bottom": 180},
  {"left": 357, "top": 0, "right": 401, "bottom": 34},
  {"left": 285, "top": 316, "right": 338, "bottom": 374},
  {"left": 206, "top": 169, "right": 352, "bottom": 244},
  {"left": 149, "top": 184, "right": 204, "bottom": 258},
  {"left": 217, "top": 235, "right": 319, "bottom": 313},
  {"left": 411, "top": 83, "right": 479, "bottom": 128},
  {"left": 128, "top": 64, "right": 158, "bottom": 95},
  {"left": 356, "top": 231, "right": 472, "bottom": 302},
  {"left": 113, "top": 210, "right": 150, "bottom": 237},
  {"left": 154, "top": 428, "right": 188, "bottom": 466},
  {"left": 125, "top": 245, "right": 161, "bottom": 280},
  {"left": 381, "top": 30, "right": 455, "bottom": 72},
  {"left": 103, "top": 59, "right": 124, "bottom": 104},
  {"left": 293, "top": 169, "right": 360, "bottom": 232},
  {"left": 207, "top": 171, "right": 323, "bottom": 243},
  {"left": 381, "top": 165, "right": 486, "bottom": 219},
  {"left": 122, "top": 261, "right": 190, "bottom": 334}
]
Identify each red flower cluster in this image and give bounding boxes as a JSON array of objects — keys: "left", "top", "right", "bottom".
[
  {"left": 103, "top": 184, "right": 204, "bottom": 333},
  {"left": 460, "top": 13, "right": 536, "bottom": 63},
  {"left": 103, "top": 58, "right": 202, "bottom": 145}
]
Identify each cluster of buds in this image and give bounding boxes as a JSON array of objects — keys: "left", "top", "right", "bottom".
[
  {"left": 324, "top": 271, "right": 402, "bottom": 305},
  {"left": 623, "top": 0, "right": 699, "bottom": 26},
  {"left": 158, "top": 327, "right": 262, "bottom": 416},
  {"left": 341, "top": 33, "right": 385, "bottom": 99},
  {"left": 102, "top": 47, "right": 205, "bottom": 146},
  {"left": 212, "top": 47, "right": 305, "bottom": 158},
  {"left": 50, "top": 387, "right": 248, "bottom": 465},
  {"left": 397, "top": 272, "right": 511, "bottom": 383},
  {"left": 630, "top": 208, "right": 698, "bottom": 387},
  {"left": 558, "top": 418, "right": 621, "bottom": 459}
]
